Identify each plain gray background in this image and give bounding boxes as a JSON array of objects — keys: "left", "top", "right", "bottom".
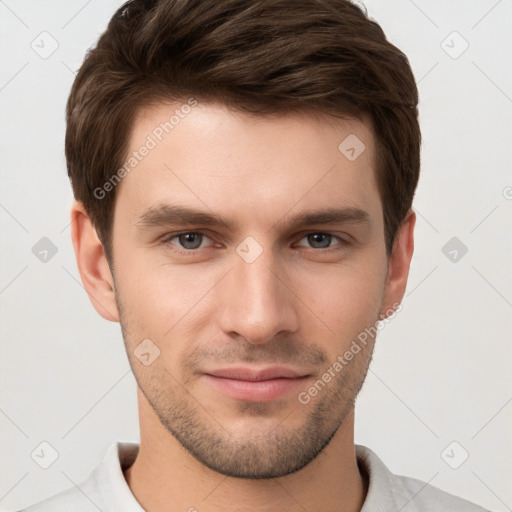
[{"left": 1, "top": 1, "right": 511, "bottom": 511}]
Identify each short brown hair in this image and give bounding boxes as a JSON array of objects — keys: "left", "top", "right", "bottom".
[{"left": 66, "top": 0, "right": 420, "bottom": 266}]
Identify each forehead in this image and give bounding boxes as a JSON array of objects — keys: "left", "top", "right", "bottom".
[{"left": 115, "top": 101, "right": 380, "bottom": 230}]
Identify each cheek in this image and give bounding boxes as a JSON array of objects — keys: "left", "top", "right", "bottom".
[
  {"left": 296, "top": 262, "right": 385, "bottom": 346},
  {"left": 116, "top": 256, "right": 218, "bottom": 339}
]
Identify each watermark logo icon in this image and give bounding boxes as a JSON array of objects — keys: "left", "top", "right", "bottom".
[
  {"left": 134, "top": 338, "right": 161, "bottom": 366},
  {"left": 441, "top": 441, "right": 469, "bottom": 469},
  {"left": 31, "top": 31, "right": 59, "bottom": 59},
  {"left": 338, "top": 134, "right": 366, "bottom": 161},
  {"left": 32, "top": 237, "right": 58, "bottom": 263},
  {"left": 442, "top": 236, "right": 468, "bottom": 263},
  {"left": 441, "top": 31, "right": 469, "bottom": 60},
  {"left": 236, "top": 236, "right": 263, "bottom": 264},
  {"left": 31, "top": 441, "right": 59, "bottom": 469}
]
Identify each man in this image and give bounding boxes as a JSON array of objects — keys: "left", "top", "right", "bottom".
[{"left": 20, "top": 0, "right": 490, "bottom": 510}]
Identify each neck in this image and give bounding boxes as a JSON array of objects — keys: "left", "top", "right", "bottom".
[{"left": 124, "top": 389, "right": 367, "bottom": 512}]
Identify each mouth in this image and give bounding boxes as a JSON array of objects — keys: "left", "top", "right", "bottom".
[{"left": 201, "top": 366, "right": 311, "bottom": 402}]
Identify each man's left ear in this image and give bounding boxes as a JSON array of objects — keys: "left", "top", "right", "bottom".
[{"left": 380, "top": 208, "right": 416, "bottom": 319}]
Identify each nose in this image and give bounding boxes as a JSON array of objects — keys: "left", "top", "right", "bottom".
[{"left": 217, "top": 244, "right": 299, "bottom": 345}]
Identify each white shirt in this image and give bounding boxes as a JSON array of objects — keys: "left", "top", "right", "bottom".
[{"left": 19, "top": 442, "right": 491, "bottom": 511}]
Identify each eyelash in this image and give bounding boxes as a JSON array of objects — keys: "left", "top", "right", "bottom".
[{"left": 160, "top": 231, "right": 348, "bottom": 255}]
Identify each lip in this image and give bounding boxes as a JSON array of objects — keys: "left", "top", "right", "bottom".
[
  {"left": 202, "top": 366, "right": 311, "bottom": 402},
  {"left": 205, "top": 366, "right": 308, "bottom": 381}
]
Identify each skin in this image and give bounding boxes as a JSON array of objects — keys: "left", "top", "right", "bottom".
[{"left": 71, "top": 101, "right": 415, "bottom": 512}]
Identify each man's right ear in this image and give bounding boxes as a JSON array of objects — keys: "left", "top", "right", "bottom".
[{"left": 69, "top": 200, "right": 120, "bottom": 322}]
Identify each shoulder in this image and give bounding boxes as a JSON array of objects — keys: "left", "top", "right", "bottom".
[
  {"left": 390, "top": 472, "right": 491, "bottom": 511},
  {"left": 15, "top": 442, "right": 140, "bottom": 512},
  {"left": 15, "top": 481, "right": 101, "bottom": 512},
  {"left": 356, "top": 445, "right": 492, "bottom": 512}
]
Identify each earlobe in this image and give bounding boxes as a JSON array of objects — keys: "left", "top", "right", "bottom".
[
  {"left": 70, "top": 200, "right": 120, "bottom": 322},
  {"left": 380, "top": 209, "right": 416, "bottom": 319}
]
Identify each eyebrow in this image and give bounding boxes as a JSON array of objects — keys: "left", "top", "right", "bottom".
[{"left": 135, "top": 203, "right": 372, "bottom": 232}]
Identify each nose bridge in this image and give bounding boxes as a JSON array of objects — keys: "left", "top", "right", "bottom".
[{"left": 218, "top": 239, "right": 297, "bottom": 344}]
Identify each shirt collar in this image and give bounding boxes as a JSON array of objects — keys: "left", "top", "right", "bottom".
[{"left": 91, "top": 441, "right": 144, "bottom": 511}]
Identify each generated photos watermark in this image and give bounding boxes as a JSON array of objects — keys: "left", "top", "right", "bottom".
[
  {"left": 93, "top": 97, "right": 199, "bottom": 200},
  {"left": 298, "top": 301, "right": 403, "bottom": 405}
]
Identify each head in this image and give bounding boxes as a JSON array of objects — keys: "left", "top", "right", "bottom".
[{"left": 69, "top": 0, "right": 419, "bottom": 479}]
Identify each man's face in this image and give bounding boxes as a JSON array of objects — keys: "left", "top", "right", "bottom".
[{"left": 110, "top": 101, "right": 393, "bottom": 478}]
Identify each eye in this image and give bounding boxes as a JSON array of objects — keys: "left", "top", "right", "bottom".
[
  {"left": 295, "top": 232, "right": 345, "bottom": 250},
  {"left": 160, "top": 230, "right": 347, "bottom": 256},
  {"left": 163, "top": 231, "right": 213, "bottom": 252}
]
